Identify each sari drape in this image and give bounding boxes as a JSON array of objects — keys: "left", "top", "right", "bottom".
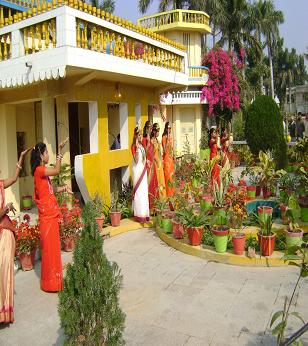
[
  {"left": 132, "top": 145, "right": 150, "bottom": 222},
  {"left": 162, "top": 135, "right": 175, "bottom": 197},
  {"left": 209, "top": 140, "right": 221, "bottom": 187},
  {"left": 0, "top": 180, "right": 15, "bottom": 323},
  {"left": 34, "top": 166, "right": 63, "bottom": 292}
]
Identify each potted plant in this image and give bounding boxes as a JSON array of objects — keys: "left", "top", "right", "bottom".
[
  {"left": 246, "top": 172, "right": 260, "bottom": 200},
  {"left": 176, "top": 207, "right": 210, "bottom": 246},
  {"left": 16, "top": 221, "right": 40, "bottom": 271},
  {"left": 297, "top": 159, "right": 308, "bottom": 221},
  {"left": 228, "top": 192, "right": 248, "bottom": 255},
  {"left": 257, "top": 205, "right": 273, "bottom": 224},
  {"left": 22, "top": 194, "right": 33, "bottom": 210},
  {"left": 199, "top": 126, "right": 210, "bottom": 160},
  {"left": 109, "top": 181, "right": 122, "bottom": 227},
  {"left": 212, "top": 173, "right": 230, "bottom": 226},
  {"left": 245, "top": 234, "right": 259, "bottom": 258},
  {"left": 154, "top": 196, "right": 169, "bottom": 228},
  {"left": 284, "top": 195, "right": 303, "bottom": 249},
  {"left": 172, "top": 214, "right": 185, "bottom": 239},
  {"left": 60, "top": 199, "right": 82, "bottom": 252},
  {"left": 90, "top": 194, "right": 106, "bottom": 232},
  {"left": 212, "top": 225, "right": 230, "bottom": 253},
  {"left": 257, "top": 212, "right": 276, "bottom": 257}
]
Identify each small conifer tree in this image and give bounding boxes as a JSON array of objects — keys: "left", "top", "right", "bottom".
[{"left": 58, "top": 203, "right": 125, "bottom": 345}]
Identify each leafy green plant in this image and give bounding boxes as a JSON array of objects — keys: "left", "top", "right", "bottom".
[
  {"left": 88, "top": 194, "right": 105, "bottom": 218},
  {"left": 252, "top": 151, "right": 277, "bottom": 190},
  {"left": 51, "top": 163, "right": 74, "bottom": 206},
  {"left": 176, "top": 207, "right": 210, "bottom": 228},
  {"left": 110, "top": 180, "right": 120, "bottom": 212},
  {"left": 270, "top": 237, "right": 308, "bottom": 345},
  {"left": 118, "top": 179, "right": 133, "bottom": 209},
  {"left": 58, "top": 202, "right": 125, "bottom": 345},
  {"left": 245, "top": 234, "right": 260, "bottom": 251},
  {"left": 199, "top": 127, "right": 209, "bottom": 150},
  {"left": 258, "top": 213, "right": 274, "bottom": 237},
  {"left": 201, "top": 227, "right": 214, "bottom": 247}
]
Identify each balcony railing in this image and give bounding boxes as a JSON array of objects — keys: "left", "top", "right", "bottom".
[
  {"left": 0, "top": 2, "right": 187, "bottom": 73},
  {"left": 188, "top": 66, "right": 208, "bottom": 78},
  {"left": 138, "top": 9, "right": 211, "bottom": 33},
  {"left": 160, "top": 91, "right": 206, "bottom": 105}
]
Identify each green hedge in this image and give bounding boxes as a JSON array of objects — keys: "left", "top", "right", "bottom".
[{"left": 245, "top": 95, "right": 287, "bottom": 168}]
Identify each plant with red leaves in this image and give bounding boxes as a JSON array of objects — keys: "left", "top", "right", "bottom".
[
  {"left": 15, "top": 222, "right": 40, "bottom": 254},
  {"left": 60, "top": 199, "right": 83, "bottom": 239}
]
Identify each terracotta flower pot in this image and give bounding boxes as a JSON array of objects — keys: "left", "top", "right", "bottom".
[
  {"left": 232, "top": 234, "right": 246, "bottom": 255},
  {"left": 256, "top": 186, "right": 262, "bottom": 197},
  {"left": 279, "top": 204, "right": 288, "bottom": 225},
  {"left": 95, "top": 215, "right": 105, "bottom": 232},
  {"left": 62, "top": 236, "right": 76, "bottom": 252},
  {"left": 258, "top": 233, "right": 276, "bottom": 256},
  {"left": 110, "top": 211, "right": 121, "bottom": 227},
  {"left": 172, "top": 221, "right": 184, "bottom": 239},
  {"left": 19, "top": 252, "right": 34, "bottom": 271},
  {"left": 187, "top": 226, "right": 204, "bottom": 246}
]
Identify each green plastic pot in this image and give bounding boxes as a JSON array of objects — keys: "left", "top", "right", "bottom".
[
  {"left": 200, "top": 148, "right": 210, "bottom": 160},
  {"left": 22, "top": 195, "right": 33, "bottom": 210},
  {"left": 285, "top": 229, "right": 303, "bottom": 251},
  {"left": 213, "top": 209, "right": 227, "bottom": 225},
  {"left": 212, "top": 226, "right": 229, "bottom": 253},
  {"left": 300, "top": 207, "right": 308, "bottom": 222},
  {"left": 161, "top": 218, "right": 173, "bottom": 234},
  {"left": 246, "top": 186, "right": 256, "bottom": 199}
]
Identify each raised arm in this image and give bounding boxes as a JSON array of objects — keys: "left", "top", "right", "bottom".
[
  {"left": 4, "top": 148, "right": 32, "bottom": 189},
  {"left": 44, "top": 137, "right": 69, "bottom": 177}
]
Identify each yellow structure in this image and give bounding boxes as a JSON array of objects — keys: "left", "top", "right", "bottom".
[
  {"left": 0, "top": 2, "right": 210, "bottom": 210},
  {"left": 139, "top": 9, "right": 211, "bottom": 154}
]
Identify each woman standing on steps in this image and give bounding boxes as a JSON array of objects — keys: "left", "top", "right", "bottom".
[
  {"left": 30, "top": 138, "right": 71, "bottom": 292},
  {"left": 0, "top": 148, "right": 31, "bottom": 323}
]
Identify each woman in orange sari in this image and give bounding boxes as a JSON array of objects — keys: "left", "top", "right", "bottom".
[
  {"left": 209, "top": 127, "right": 221, "bottom": 187},
  {"left": 162, "top": 122, "right": 175, "bottom": 197},
  {"left": 30, "top": 138, "right": 70, "bottom": 292},
  {"left": 0, "top": 148, "right": 31, "bottom": 323},
  {"left": 147, "top": 123, "right": 166, "bottom": 210}
]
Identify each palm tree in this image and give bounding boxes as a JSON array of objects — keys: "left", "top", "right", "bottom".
[
  {"left": 139, "top": 0, "right": 185, "bottom": 14},
  {"left": 89, "top": 0, "right": 115, "bottom": 12},
  {"left": 254, "top": 0, "right": 284, "bottom": 99}
]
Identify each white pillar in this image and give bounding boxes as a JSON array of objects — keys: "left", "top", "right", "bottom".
[
  {"left": 41, "top": 97, "right": 57, "bottom": 163},
  {"left": 195, "top": 105, "right": 202, "bottom": 154},
  {"left": 56, "top": 9, "right": 77, "bottom": 48},
  {"left": 0, "top": 105, "right": 20, "bottom": 211},
  {"left": 11, "top": 30, "right": 24, "bottom": 58}
]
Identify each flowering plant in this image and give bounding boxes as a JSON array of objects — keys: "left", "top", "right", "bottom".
[
  {"left": 60, "top": 199, "right": 83, "bottom": 239},
  {"left": 15, "top": 222, "right": 40, "bottom": 254},
  {"left": 226, "top": 190, "right": 248, "bottom": 230},
  {"left": 201, "top": 48, "right": 243, "bottom": 116}
]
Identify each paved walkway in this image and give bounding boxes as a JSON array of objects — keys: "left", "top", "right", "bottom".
[{"left": 1, "top": 228, "right": 308, "bottom": 346}]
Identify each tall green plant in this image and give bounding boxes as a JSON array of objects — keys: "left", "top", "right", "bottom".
[
  {"left": 58, "top": 203, "right": 125, "bottom": 345},
  {"left": 51, "top": 163, "right": 74, "bottom": 206}
]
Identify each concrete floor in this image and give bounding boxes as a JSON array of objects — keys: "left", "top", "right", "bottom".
[{"left": 1, "top": 228, "right": 308, "bottom": 346}]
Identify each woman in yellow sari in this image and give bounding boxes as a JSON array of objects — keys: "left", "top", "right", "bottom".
[
  {"left": 0, "top": 148, "right": 31, "bottom": 323},
  {"left": 162, "top": 122, "right": 175, "bottom": 197}
]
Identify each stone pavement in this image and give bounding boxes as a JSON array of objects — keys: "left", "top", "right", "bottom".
[{"left": 1, "top": 228, "right": 308, "bottom": 346}]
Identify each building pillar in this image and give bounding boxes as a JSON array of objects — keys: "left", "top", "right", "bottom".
[
  {"left": 0, "top": 105, "right": 20, "bottom": 211},
  {"left": 41, "top": 97, "right": 57, "bottom": 163},
  {"left": 175, "top": 107, "right": 181, "bottom": 154},
  {"left": 195, "top": 105, "right": 202, "bottom": 154}
]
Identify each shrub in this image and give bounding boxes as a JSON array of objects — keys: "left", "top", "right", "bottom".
[
  {"left": 232, "top": 111, "right": 245, "bottom": 141},
  {"left": 58, "top": 203, "right": 125, "bottom": 345},
  {"left": 245, "top": 95, "right": 287, "bottom": 168}
]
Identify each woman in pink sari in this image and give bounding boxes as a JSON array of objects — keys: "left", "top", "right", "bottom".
[{"left": 0, "top": 148, "right": 31, "bottom": 323}]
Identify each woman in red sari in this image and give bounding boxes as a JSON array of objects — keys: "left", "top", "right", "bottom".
[
  {"left": 30, "top": 138, "right": 69, "bottom": 292},
  {"left": 162, "top": 122, "right": 175, "bottom": 197},
  {"left": 220, "top": 128, "right": 230, "bottom": 168},
  {"left": 0, "top": 148, "right": 31, "bottom": 323},
  {"left": 209, "top": 127, "right": 221, "bottom": 187}
]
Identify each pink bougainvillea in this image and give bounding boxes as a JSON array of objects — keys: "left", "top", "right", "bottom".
[{"left": 201, "top": 48, "right": 243, "bottom": 116}]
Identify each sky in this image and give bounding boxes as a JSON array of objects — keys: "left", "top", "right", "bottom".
[{"left": 114, "top": 0, "right": 308, "bottom": 59}]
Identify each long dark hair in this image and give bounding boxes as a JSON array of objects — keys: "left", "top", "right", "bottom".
[
  {"left": 162, "top": 122, "right": 170, "bottom": 137},
  {"left": 132, "top": 127, "right": 140, "bottom": 148},
  {"left": 150, "top": 123, "right": 159, "bottom": 139},
  {"left": 143, "top": 121, "right": 151, "bottom": 138},
  {"left": 208, "top": 128, "right": 216, "bottom": 147},
  {"left": 30, "top": 142, "right": 46, "bottom": 175}
]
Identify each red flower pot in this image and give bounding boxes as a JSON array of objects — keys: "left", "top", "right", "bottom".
[
  {"left": 172, "top": 221, "right": 184, "bottom": 239},
  {"left": 187, "top": 226, "right": 204, "bottom": 246},
  {"left": 232, "top": 234, "right": 246, "bottom": 255},
  {"left": 258, "top": 233, "right": 276, "bottom": 256},
  {"left": 246, "top": 186, "right": 256, "bottom": 200},
  {"left": 279, "top": 204, "right": 288, "bottom": 225},
  {"left": 110, "top": 211, "right": 121, "bottom": 227},
  {"left": 62, "top": 236, "right": 76, "bottom": 252},
  {"left": 262, "top": 187, "right": 272, "bottom": 199},
  {"left": 256, "top": 186, "right": 262, "bottom": 197},
  {"left": 19, "top": 252, "right": 34, "bottom": 271},
  {"left": 95, "top": 215, "right": 105, "bottom": 232}
]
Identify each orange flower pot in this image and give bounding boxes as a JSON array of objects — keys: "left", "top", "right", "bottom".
[
  {"left": 62, "top": 236, "right": 76, "bottom": 252},
  {"left": 19, "top": 252, "right": 34, "bottom": 271}
]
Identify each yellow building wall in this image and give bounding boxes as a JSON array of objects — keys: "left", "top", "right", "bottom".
[
  {"left": 16, "top": 103, "right": 36, "bottom": 202},
  {"left": 74, "top": 80, "right": 157, "bottom": 205}
]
